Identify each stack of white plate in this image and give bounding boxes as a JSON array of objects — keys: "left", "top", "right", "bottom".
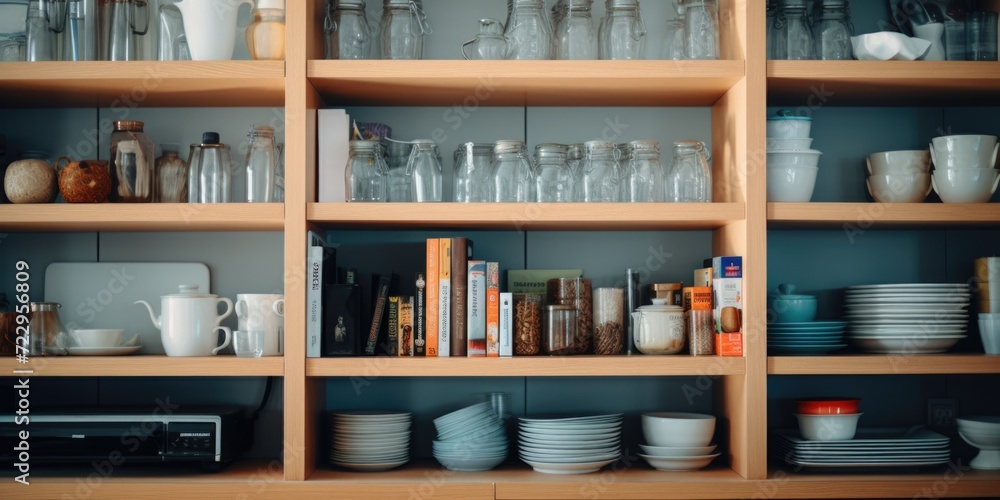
[
  {"left": 771, "top": 427, "right": 951, "bottom": 469},
  {"left": 844, "top": 284, "right": 970, "bottom": 354},
  {"left": 518, "top": 414, "right": 622, "bottom": 474},
  {"left": 329, "top": 411, "right": 411, "bottom": 471},
  {"left": 432, "top": 401, "right": 509, "bottom": 472}
]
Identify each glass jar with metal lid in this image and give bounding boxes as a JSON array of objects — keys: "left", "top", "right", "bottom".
[
  {"left": 380, "top": 0, "right": 431, "bottom": 60},
  {"left": 553, "top": 0, "right": 597, "bottom": 60},
  {"left": 534, "top": 143, "right": 574, "bottom": 202},
  {"left": 625, "top": 139, "right": 663, "bottom": 202},
  {"left": 490, "top": 140, "right": 535, "bottom": 202},
  {"left": 598, "top": 0, "right": 645, "bottom": 60},
  {"left": 454, "top": 142, "right": 492, "bottom": 202},
  {"left": 187, "top": 132, "right": 232, "bottom": 203},
  {"left": 579, "top": 140, "right": 621, "bottom": 202},
  {"left": 345, "top": 139, "right": 388, "bottom": 202},
  {"left": 406, "top": 139, "right": 443, "bottom": 202},
  {"left": 109, "top": 120, "right": 155, "bottom": 203},
  {"left": 326, "top": 0, "right": 373, "bottom": 59},
  {"left": 812, "top": 0, "right": 853, "bottom": 60}
]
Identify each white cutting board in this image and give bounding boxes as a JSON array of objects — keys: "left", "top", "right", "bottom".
[{"left": 45, "top": 262, "right": 211, "bottom": 354}]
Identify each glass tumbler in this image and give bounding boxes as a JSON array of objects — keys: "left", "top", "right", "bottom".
[
  {"left": 245, "top": 125, "right": 279, "bottom": 203},
  {"left": 599, "top": 0, "right": 646, "bottom": 60},
  {"left": 380, "top": 0, "right": 431, "bottom": 60},
  {"left": 968, "top": 11, "right": 998, "bottom": 61}
]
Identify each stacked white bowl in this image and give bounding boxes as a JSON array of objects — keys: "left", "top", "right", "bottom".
[
  {"left": 432, "top": 401, "right": 509, "bottom": 472},
  {"left": 957, "top": 416, "right": 1000, "bottom": 470},
  {"left": 930, "top": 134, "right": 1000, "bottom": 203},
  {"left": 518, "top": 414, "right": 622, "bottom": 474},
  {"left": 766, "top": 111, "right": 822, "bottom": 202},
  {"left": 865, "top": 150, "right": 933, "bottom": 203},
  {"left": 639, "top": 412, "right": 720, "bottom": 471},
  {"left": 329, "top": 411, "right": 411, "bottom": 471}
]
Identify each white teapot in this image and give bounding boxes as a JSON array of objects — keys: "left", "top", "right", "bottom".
[
  {"left": 135, "top": 284, "right": 233, "bottom": 356},
  {"left": 631, "top": 298, "right": 685, "bottom": 355}
]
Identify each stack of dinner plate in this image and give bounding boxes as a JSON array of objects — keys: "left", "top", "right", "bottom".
[
  {"left": 432, "top": 401, "right": 509, "bottom": 472},
  {"left": 518, "top": 414, "right": 622, "bottom": 474},
  {"left": 771, "top": 427, "right": 951, "bottom": 469},
  {"left": 844, "top": 284, "right": 970, "bottom": 354},
  {"left": 329, "top": 411, "right": 411, "bottom": 471}
]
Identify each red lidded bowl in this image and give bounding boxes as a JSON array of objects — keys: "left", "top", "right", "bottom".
[{"left": 796, "top": 398, "right": 861, "bottom": 415}]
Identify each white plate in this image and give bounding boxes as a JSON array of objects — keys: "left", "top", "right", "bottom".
[
  {"left": 851, "top": 336, "right": 963, "bottom": 353},
  {"left": 780, "top": 458, "right": 950, "bottom": 468},
  {"left": 520, "top": 437, "right": 621, "bottom": 449},
  {"left": 847, "top": 283, "right": 969, "bottom": 290},
  {"left": 844, "top": 315, "right": 968, "bottom": 322},
  {"left": 334, "top": 411, "right": 411, "bottom": 420},
  {"left": 844, "top": 297, "right": 969, "bottom": 305},
  {"left": 519, "top": 451, "right": 621, "bottom": 463},
  {"left": 849, "top": 327, "right": 967, "bottom": 335},
  {"left": 520, "top": 414, "right": 623, "bottom": 424},
  {"left": 64, "top": 345, "right": 143, "bottom": 356},
  {"left": 519, "top": 445, "right": 620, "bottom": 457},
  {"left": 519, "top": 430, "right": 622, "bottom": 441},
  {"left": 639, "top": 453, "right": 719, "bottom": 471},
  {"left": 520, "top": 457, "right": 619, "bottom": 474},
  {"left": 332, "top": 459, "right": 409, "bottom": 471},
  {"left": 774, "top": 427, "right": 950, "bottom": 445}
]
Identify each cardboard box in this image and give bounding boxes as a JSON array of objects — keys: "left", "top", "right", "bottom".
[
  {"left": 683, "top": 286, "right": 712, "bottom": 311},
  {"left": 712, "top": 256, "right": 743, "bottom": 356}
]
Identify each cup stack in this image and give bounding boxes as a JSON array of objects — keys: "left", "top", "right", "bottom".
[
  {"left": 865, "top": 150, "right": 933, "bottom": 203},
  {"left": 766, "top": 110, "right": 822, "bottom": 202},
  {"left": 930, "top": 135, "right": 1000, "bottom": 203}
]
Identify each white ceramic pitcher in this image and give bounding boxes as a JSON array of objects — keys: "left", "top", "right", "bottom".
[
  {"left": 135, "top": 284, "right": 233, "bottom": 356},
  {"left": 175, "top": 0, "right": 254, "bottom": 60}
]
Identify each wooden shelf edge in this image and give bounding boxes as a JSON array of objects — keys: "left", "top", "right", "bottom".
[
  {"left": 767, "top": 202, "right": 1000, "bottom": 228},
  {"left": 0, "top": 203, "right": 284, "bottom": 232},
  {"left": 767, "top": 354, "right": 1000, "bottom": 375},
  {"left": 307, "top": 355, "right": 746, "bottom": 377},
  {"left": 1, "top": 355, "right": 284, "bottom": 377},
  {"left": 764, "top": 467, "right": 1000, "bottom": 499}
]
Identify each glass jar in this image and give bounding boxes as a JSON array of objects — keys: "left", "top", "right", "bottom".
[
  {"left": 327, "top": 0, "right": 373, "bottom": 59},
  {"left": 462, "top": 18, "right": 506, "bottom": 60},
  {"left": 566, "top": 143, "right": 583, "bottom": 198},
  {"left": 245, "top": 125, "right": 279, "bottom": 203},
  {"left": 599, "top": 0, "right": 645, "bottom": 60},
  {"left": 406, "top": 139, "right": 443, "bottom": 202},
  {"left": 812, "top": 0, "right": 852, "bottom": 60},
  {"left": 385, "top": 140, "right": 412, "bottom": 202},
  {"left": 25, "top": 0, "right": 55, "bottom": 61},
  {"left": 534, "top": 143, "right": 574, "bottom": 202},
  {"left": 778, "top": 0, "right": 814, "bottom": 60},
  {"left": 661, "top": 12, "right": 686, "bottom": 60},
  {"left": 666, "top": 140, "right": 711, "bottom": 203},
  {"left": 109, "top": 120, "right": 155, "bottom": 202},
  {"left": 490, "top": 140, "right": 535, "bottom": 202},
  {"left": 766, "top": 0, "right": 786, "bottom": 60},
  {"left": 514, "top": 293, "right": 542, "bottom": 355},
  {"left": 554, "top": 0, "right": 597, "bottom": 60},
  {"left": 154, "top": 143, "right": 188, "bottom": 203},
  {"left": 453, "top": 142, "right": 492, "bottom": 202},
  {"left": 27, "top": 302, "right": 69, "bottom": 356},
  {"left": 543, "top": 304, "right": 576, "bottom": 355},
  {"left": 187, "top": 132, "right": 233, "bottom": 203},
  {"left": 345, "top": 139, "right": 388, "bottom": 202},
  {"left": 246, "top": 5, "right": 285, "bottom": 60},
  {"left": 626, "top": 140, "right": 663, "bottom": 202},
  {"left": 504, "top": 0, "right": 553, "bottom": 60},
  {"left": 579, "top": 140, "right": 621, "bottom": 202},
  {"left": 680, "top": 0, "right": 719, "bottom": 60},
  {"left": 380, "top": 0, "right": 430, "bottom": 60},
  {"left": 593, "top": 287, "right": 624, "bottom": 355},
  {"left": 546, "top": 277, "right": 593, "bottom": 354}
]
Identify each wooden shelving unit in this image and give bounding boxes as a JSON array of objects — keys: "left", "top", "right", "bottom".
[
  {"left": 767, "top": 202, "right": 1000, "bottom": 228},
  {"left": 0, "top": 355, "right": 284, "bottom": 377},
  {"left": 0, "top": 203, "right": 284, "bottom": 232},
  {"left": 768, "top": 354, "right": 1000, "bottom": 375},
  {"left": 762, "top": 468, "right": 1000, "bottom": 499}
]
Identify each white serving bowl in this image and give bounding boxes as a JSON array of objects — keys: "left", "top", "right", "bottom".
[
  {"left": 866, "top": 173, "right": 932, "bottom": 203},
  {"left": 639, "top": 453, "right": 720, "bottom": 471},
  {"left": 639, "top": 443, "right": 717, "bottom": 457},
  {"left": 930, "top": 135, "right": 999, "bottom": 170},
  {"left": 767, "top": 112, "right": 812, "bottom": 138},
  {"left": 767, "top": 149, "right": 823, "bottom": 169},
  {"left": 70, "top": 328, "right": 124, "bottom": 348},
  {"left": 957, "top": 429, "right": 1000, "bottom": 470},
  {"left": 767, "top": 166, "right": 818, "bottom": 202},
  {"left": 932, "top": 168, "right": 1000, "bottom": 203},
  {"left": 867, "top": 150, "right": 932, "bottom": 175},
  {"left": 767, "top": 137, "right": 814, "bottom": 151},
  {"left": 641, "top": 412, "right": 716, "bottom": 448},
  {"left": 957, "top": 416, "right": 1000, "bottom": 434},
  {"left": 795, "top": 413, "right": 862, "bottom": 441}
]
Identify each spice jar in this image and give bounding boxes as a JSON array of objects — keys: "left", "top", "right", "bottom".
[
  {"left": 514, "top": 293, "right": 542, "bottom": 355},
  {"left": 154, "top": 144, "right": 188, "bottom": 203},
  {"left": 593, "top": 287, "right": 624, "bottom": 355},
  {"left": 246, "top": 0, "right": 286, "bottom": 60},
  {"left": 109, "top": 120, "right": 155, "bottom": 202},
  {"left": 547, "top": 277, "right": 593, "bottom": 354},
  {"left": 544, "top": 304, "right": 576, "bottom": 355}
]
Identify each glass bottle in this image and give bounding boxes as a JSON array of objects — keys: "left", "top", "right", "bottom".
[
  {"left": 534, "top": 143, "right": 574, "bottom": 202},
  {"left": 680, "top": 0, "right": 720, "bottom": 60},
  {"left": 345, "top": 140, "right": 388, "bottom": 202},
  {"left": 26, "top": 0, "right": 55, "bottom": 61},
  {"left": 154, "top": 143, "right": 188, "bottom": 203},
  {"left": 453, "top": 142, "right": 492, "bottom": 202},
  {"left": 490, "top": 140, "right": 535, "bottom": 202},
  {"left": 812, "top": 0, "right": 852, "bottom": 60},
  {"left": 504, "top": 0, "right": 553, "bottom": 60},
  {"left": 245, "top": 125, "right": 279, "bottom": 203},
  {"left": 554, "top": 0, "right": 597, "bottom": 60},
  {"left": 380, "top": 0, "right": 430, "bottom": 60},
  {"left": 62, "top": 0, "right": 92, "bottom": 61},
  {"left": 666, "top": 140, "right": 711, "bottom": 202},
  {"left": 109, "top": 120, "right": 155, "bottom": 202},
  {"left": 566, "top": 143, "right": 584, "bottom": 200},
  {"left": 246, "top": 1, "right": 285, "bottom": 61},
  {"left": 780, "top": 0, "right": 814, "bottom": 60},
  {"left": 661, "top": 8, "right": 686, "bottom": 60},
  {"left": 766, "top": 0, "right": 786, "bottom": 60},
  {"left": 406, "top": 140, "right": 443, "bottom": 202},
  {"left": 328, "top": 0, "right": 373, "bottom": 59},
  {"left": 187, "top": 132, "right": 232, "bottom": 203},
  {"left": 579, "top": 140, "right": 621, "bottom": 202},
  {"left": 599, "top": 0, "right": 646, "bottom": 60},
  {"left": 626, "top": 140, "right": 663, "bottom": 202}
]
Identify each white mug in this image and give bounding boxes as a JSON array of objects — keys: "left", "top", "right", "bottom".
[{"left": 235, "top": 293, "right": 285, "bottom": 356}]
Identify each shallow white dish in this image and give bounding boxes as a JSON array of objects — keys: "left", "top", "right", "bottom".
[
  {"left": 65, "top": 345, "right": 143, "bottom": 356},
  {"left": 435, "top": 453, "right": 506, "bottom": 472},
  {"left": 851, "top": 335, "right": 963, "bottom": 353},
  {"left": 519, "top": 445, "right": 620, "bottom": 457},
  {"left": 520, "top": 457, "right": 618, "bottom": 474},
  {"left": 639, "top": 453, "right": 719, "bottom": 471},
  {"left": 331, "top": 459, "right": 408, "bottom": 471},
  {"left": 519, "top": 429, "right": 621, "bottom": 440}
]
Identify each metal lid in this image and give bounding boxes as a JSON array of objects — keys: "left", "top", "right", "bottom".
[
  {"left": 336, "top": 0, "right": 366, "bottom": 9},
  {"left": 630, "top": 140, "right": 660, "bottom": 151},
  {"left": 349, "top": 139, "right": 381, "bottom": 150},
  {"left": 607, "top": 0, "right": 639, "bottom": 7},
  {"left": 384, "top": 0, "right": 419, "bottom": 6},
  {"left": 411, "top": 139, "right": 437, "bottom": 149},
  {"left": 778, "top": 0, "right": 809, "bottom": 8},
  {"left": 201, "top": 132, "right": 220, "bottom": 144},
  {"left": 456, "top": 142, "right": 494, "bottom": 154},
  {"left": 584, "top": 140, "right": 614, "bottom": 151},
  {"left": 494, "top": 140, "right": 526, "bottom": 154},
  {"left": 567, "top": 144, "right": 584, "bottom": 159},
  {"left": 673, "top": 140, "right": 706, "bottom": 150},
  {"left": 535, "top": 143, "right": 568, "bottom": 157},
  {"left": 114, "top": 120, "right": 145, "bottom": 132}
]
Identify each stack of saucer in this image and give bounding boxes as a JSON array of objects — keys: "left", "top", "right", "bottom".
[
  {"left": 518, "top": 414, "right": 622, "bottom": 474},
  {"left": 432, "top": 402, "right": 509, "bottom": 472},
  {"left": 329, "top": 411, "right": 411, "bottom": 471}
]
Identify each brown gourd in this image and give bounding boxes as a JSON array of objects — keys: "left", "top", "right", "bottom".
[{"left": 57, "top": 157, "right": 112, "bottom": 203}]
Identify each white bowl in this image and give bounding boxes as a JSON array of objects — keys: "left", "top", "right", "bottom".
[
  {"left": 767, "top": 113, "right": 812, "bottom": 138},
  {"left": 70, "top": 328, "right": 124, "bottom": 348},
  {"left": 958, "top": 429, "right": 1000, "bottom": 470},
  {"left": 795, "top": 413, "right": 862, "bottom": 441},
  {"left": 639, "top": 453, "right": 720, "bottom": 471},
  {"left": 639, "top": 443, "right": 717, "bottom": 457},
  {"left": 767, "top": 166, "right": 818, "bottom": 202},
  {"left": 434, "top": 453, "right": 507, "bottom": 472},
  {"left": 958, "top": 416, "right": 1000, "bottom": 433},
  {"left": 930, "top": 135, "right": 999, "bottom": 170},
  {"left": 641, "top": 412, "right": 716, "bottom": 448},
  {"left": 867, "top": 173, "right": 931, "bottom": 203},
  {"left": 767, "top": 149, "right": 823, "bottom": 169},
  {"left": 867, "top": 150, "right": 932, "bottom": 175},
  {"left": 932, "top": 168, "right": 1000, "bottom": 203},
  {"left": 767, "top": 137, "right": 814, "bottom": 151}
]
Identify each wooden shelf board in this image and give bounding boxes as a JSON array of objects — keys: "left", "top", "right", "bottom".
[
  {"left": 0, "top": 61, "right": 285, "bottom": 108},
  {"left": 307, "top": 355, "right": 745, "bottom": 377},
  {"left": 308, "top": 202, "right": 745, "bottom": 230},
  {"left": 767, "top": 202, "right": 1000, "bottom": 228},
  {"left": 0, "top": 355, "right": 284, "bottom": 377},
  {"left": 493, "top": 464, "right": 751, "bottom": 499},
  {"left": 767, "top": 61, "right": 1000, "bottom": 106},
  {"left": 308, "top": 60, "right": 745, "bottom": 106},
  {"left": 764, "top": 467, "right": 1000, "bottom": 498},
  {"left": 768, "top": 354, "right": 1000, "bottom": 375},
  {"left": 307, "top": 464, "right": 494, "bottom": 498},
  {"left": 0, "top": 203, "right": 284, "bottom": 232}
]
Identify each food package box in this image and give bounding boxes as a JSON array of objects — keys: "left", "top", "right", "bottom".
[{"left": 712, "top": 256, "right": 743, "bottom": 356}]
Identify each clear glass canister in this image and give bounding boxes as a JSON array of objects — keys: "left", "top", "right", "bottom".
[
  {"left": 245, "top": 125, "right": 279, "bottom": 202},
  {"left": 779, "top": 0, "right": 814, "bottom": 60},
  {"left": 680, "top": 0, "right": 719, "bottom": 59},
  {"left": 599, "top": 0, "right": 646, "bottom": 60},
  {"left": 505, "top": 0, "right": 553, "bottom": 60},
  {"left": 546, "top": 277, "right": 593, "bottom": 354},
  {"left": 543, "top": 304, "right": 576, "bottom": 355},
  {"left": 154, "top": 143, "right": 188, "bottom": 203},
  {"left": 667, "top": 140, "right": 711, "bottom": 203},
  {"left": 462, "top": 18, "right": 506, "bottom": 60},
  {"left": 381, "top": 0, "right": 431, "bottom": 60},
  {"left": 626, "top": 140, "right": 663, "bottom": 202},
  {"left": 187, "top": 132, "right": 233, "bottom": 203},
  {"left": 490, "top": 140, "right": 535, "bottom": 202},
  {"left": 534, "top": 143, "right": 574, "bottom": 202},
  {"left": 812, "top": 0, "right": 852, "bottom": 60},
  {"left": 554, "top": 0, "right": 597, "bottom": 60},
  {"left": 579, "top": 140, "right": 621, "bottom": 202},
  {"left": 345, "top": 139, "right": 388, "bottom": 202},
  {"left": 766, "top": 0, "right": 786, "bottom": 60},
  {"left": 661, "top": 12, "right": 686, "bottom": 60},
  {"left": 327, "top": 0, "right": 373, "bottom": 59},
  {"left": 385, "top": 140, "right": 412, "bottom": 202},
  {"left": 453, "top": 142, "right": 492, "bottom": 202},
  {"left": 406, "top": 139, "right": 443, "bottom": 202},
  {"left": 246, "top": 4, "right": 285, "bottom": 60},
  {"left": 27, "top": 302, "right": 69, "bottom": 356},
  {"left": 593, "top": 287, "right": 624, "bottom": 355},
  {"left": 514, "top": 293, "right": 542, "bottom": 355},
  {"left": 109, "top": 120, "right": 155, "bottom": 202}
]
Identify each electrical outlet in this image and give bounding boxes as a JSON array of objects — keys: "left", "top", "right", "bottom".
[{"left": 928, "top": 399, "right": 958, "bottom": 432}]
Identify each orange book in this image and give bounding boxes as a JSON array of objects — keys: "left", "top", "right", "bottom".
[
  {"left": 486, "top": 262, "right": 500, "bottom": 357},
  {"left": 425, "top": 238, "right": 439, "bottom": 357}
]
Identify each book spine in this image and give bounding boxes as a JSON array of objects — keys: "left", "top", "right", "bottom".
[
  {"left": 438, "top": 238, "right": 451, "bottom": 357},
  {"left": 399, "top": 296, "right": 414, "bottom": 356},
  {"left": 425, "top": 239, "right": 439, "bottom": 356},
  {"left": 499, "top": 292, "right": 512, "bottom": 357},
  {"left": 365, "top": 276, "right": 391, "bottom": 355},
  {"left": 415, "top": 273, "right": 426, "bottom": 356},
  {"left": 467, "top": 260, "right": 487, "bottom": 357},
  {"left": 387, "top": 296, "right": 400, "bottom": 356},
  {"left": 450, "top": 237, "right": 469, "bottom": 357},
  {"left": 486, "top": 261, "right": 500, "bottom": 358},
  {"left": 306, "top": 245, "right": 323, "bottom": 358}
]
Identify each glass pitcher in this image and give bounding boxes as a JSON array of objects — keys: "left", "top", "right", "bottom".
[
  {"left": 554, "top": 0, "right": 597, "bottom": 60},
  {"left": 406, "top": 140, "right": 443, "bottom": 202},
  {"left": 345, "top": 139, "right": 388, "bottom": 202},
  {"left": 490, "top": 140, "right": 535, "bottom": 202},
  {"left": 99, "top": 0, "right": 149, "bottom": 61},
  {"left": 666, "top": 140, "right": 711, "bottom": 202},
  {"left": 245, "top": 125, "right": 279, "bottom": 203},
  {"left": 579, "top": 140, "right": 621, "bottom": 202},
  {"left": 380, "top": 0, "right": 430, "bottom": 60},
  {"left": 599, "top": 0, "right": 646, "bottom": 60},
  {"left": 812, "top": 0, "right": 852, "bottom": 60},
  {"left": 504, "top": 0, "right": 553, "bottom": 60},
  {"left": 462, "top": 18, "right": 505, "bottom": 60},
  {"left": 327, "top": 0, "right": 373, "bottom": 59},
  {"left": 626, "top": 140, "right": 663, "bottom": 202}
]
